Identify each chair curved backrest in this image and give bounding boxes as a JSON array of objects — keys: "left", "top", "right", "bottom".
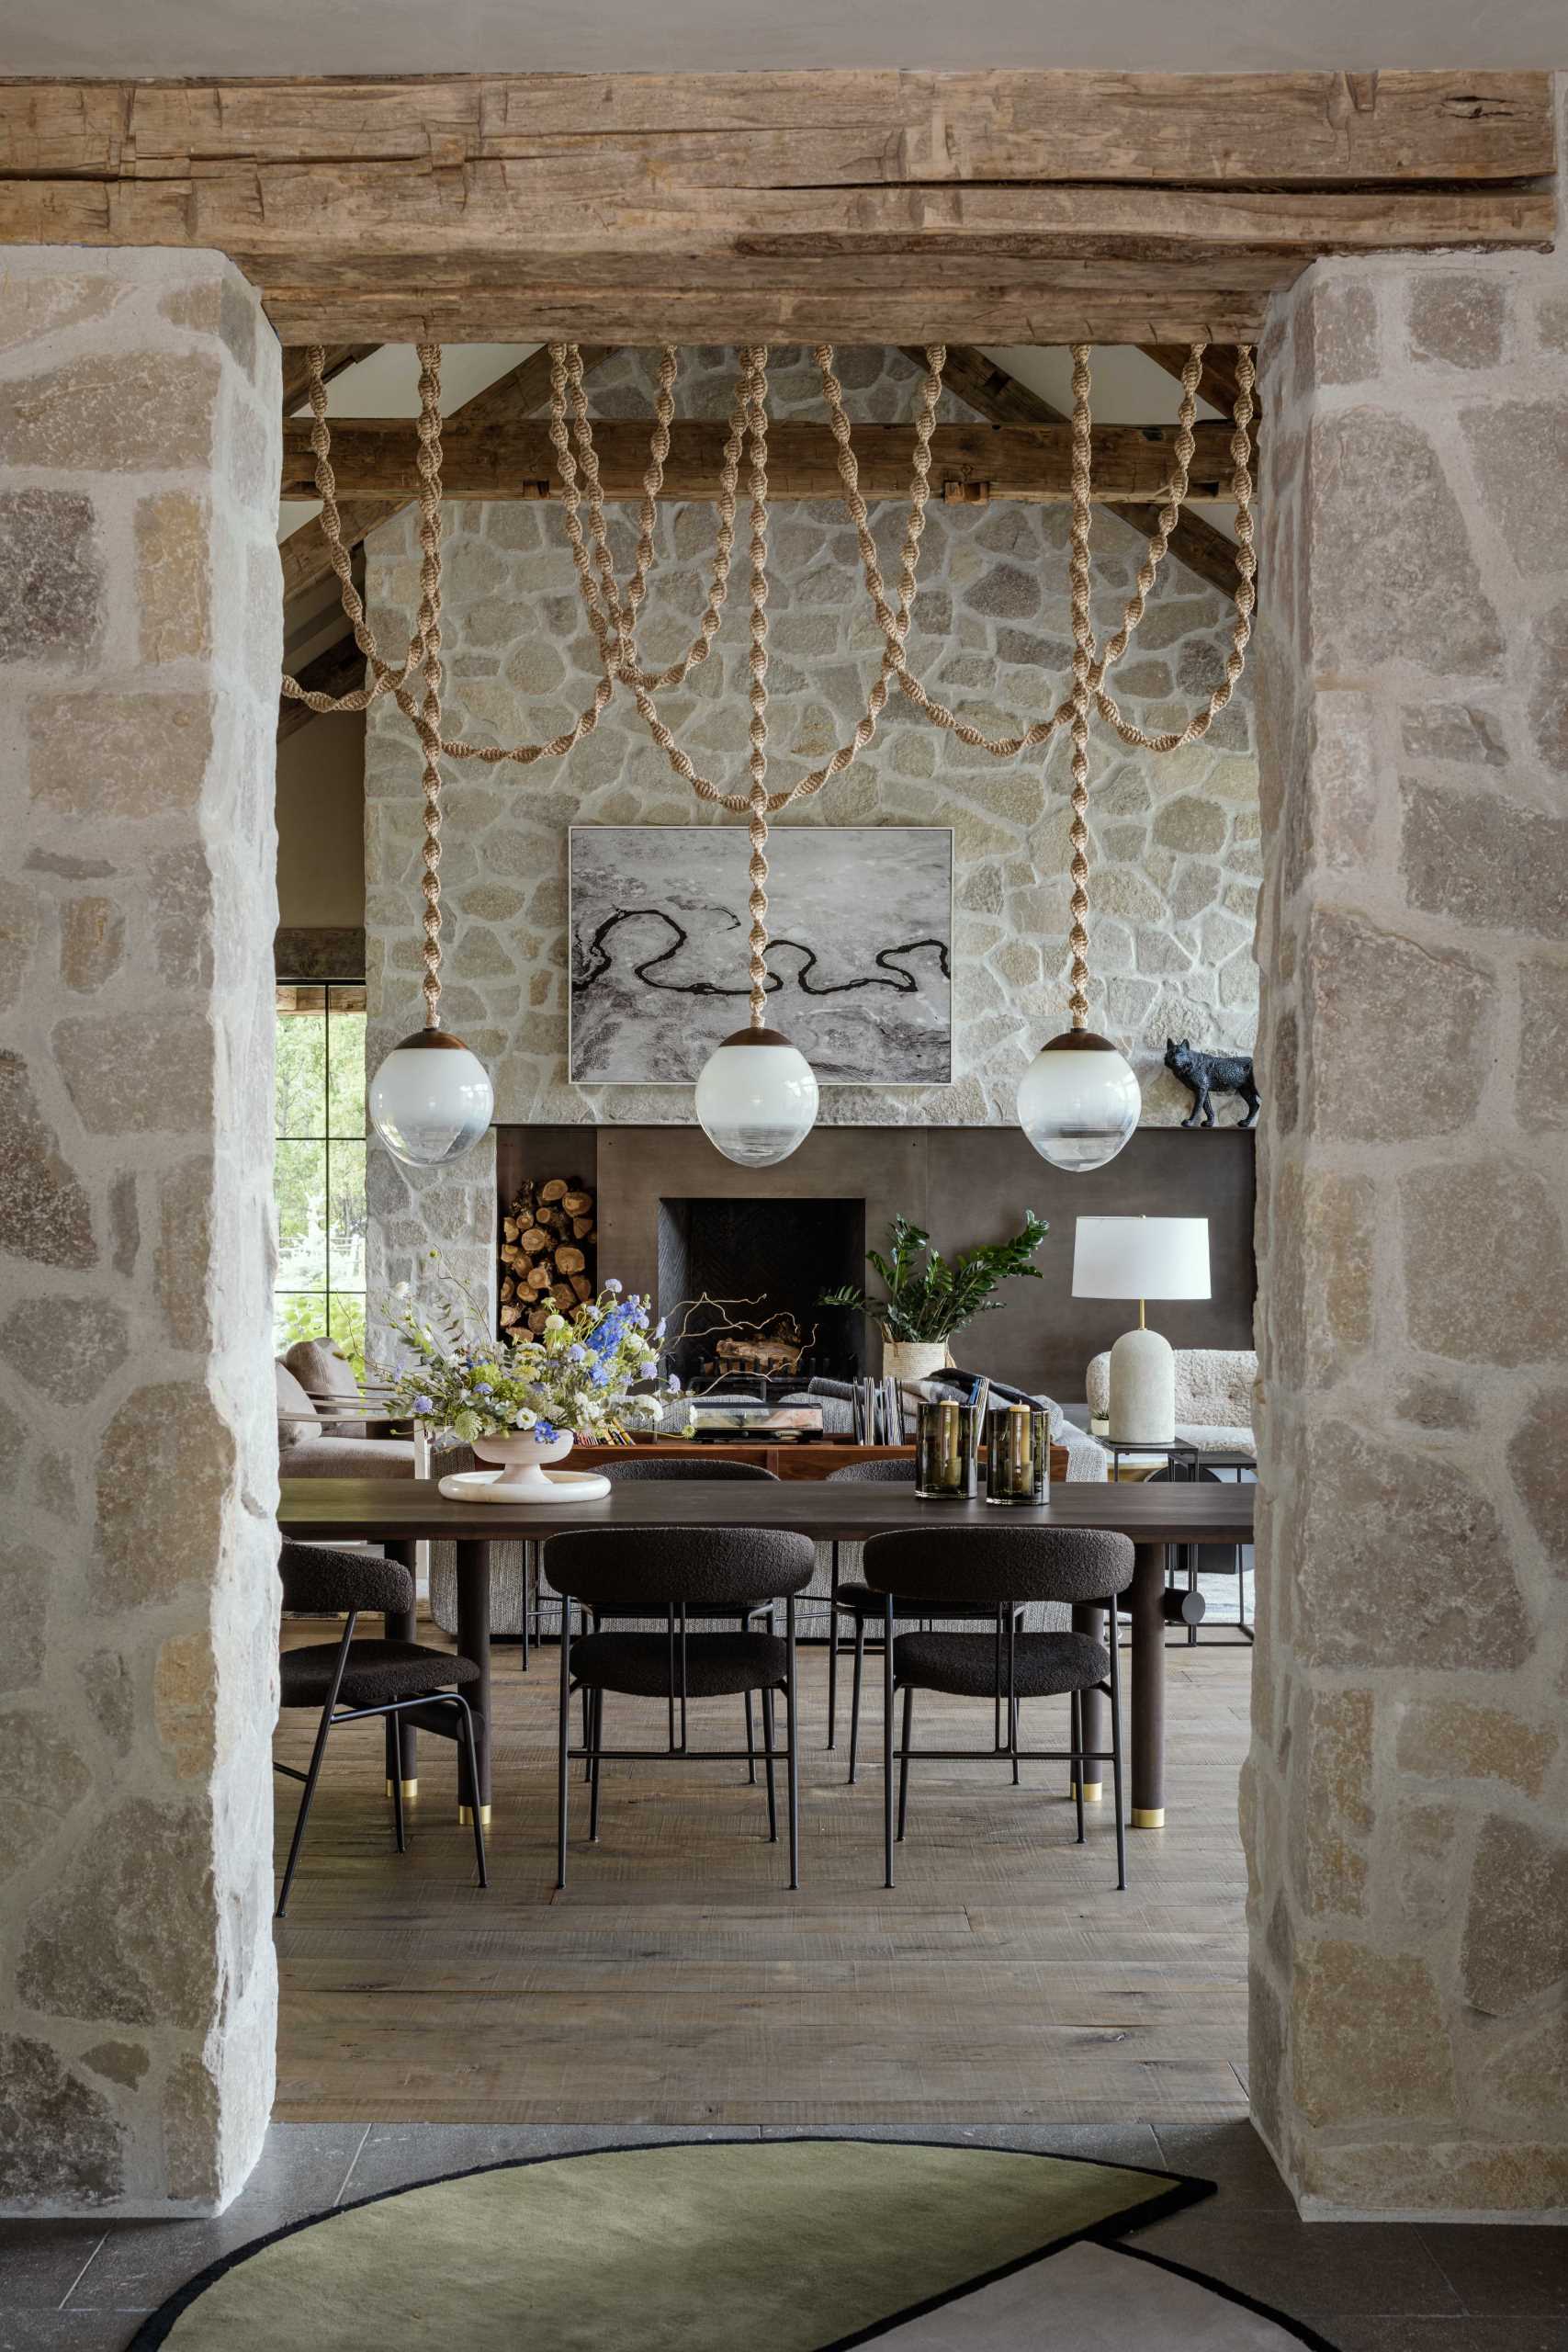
[
  {"left": 861, "top": 1525, "right": 1132, "bottom": 1609},
  {"left": 277, "top": 1538, "right": 413, "bottom": 1617},
  {"left": 825, "top": 1458, "right": 915, "bottom": 1485},
  {"left": 604, "top": 1455, "right": 779, "bottom": 1482},
  {"left": 543, "top": 1525, "right": 816, "bottom": 1612}
]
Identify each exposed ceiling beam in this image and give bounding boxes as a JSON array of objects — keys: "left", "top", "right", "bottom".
[
  {"left": 279, "top": 342, "right": 615, "bottom": 606},
  {"left": 1139, "top": 344, "right": 1252, "bottom": 420},
  {"left": 277, "top": 620, "right": 366, "bottom": 741},
  {"left": 929, "top": 346, "right": 1246, "bottom": 599},
  {"left": 279, "top": 416, "right": 1246, "bottom": 503},
  {"left": 280, "top": 343, "right": 379, "bottom": 418},
  {"left": 0, "top": 73, "right": 1551, "bottom": 345}
]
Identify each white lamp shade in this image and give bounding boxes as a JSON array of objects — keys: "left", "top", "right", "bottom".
[
  {"left": 695, "top": 1029, "right": 819, "bottom": 1168},
  {"left": 1018, "top": 1031, "right": 1141, "bottom": 1172},
  {"left": 1072, "top": 1216, "right": 1212, "bottom": 1302},
  {"left": 368, "top": 1030, "right": 494, "bottom": 1168}
]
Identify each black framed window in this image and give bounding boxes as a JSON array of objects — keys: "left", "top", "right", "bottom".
[{"left": 274, "top": 979, "right": 368, "bottom": 1374}]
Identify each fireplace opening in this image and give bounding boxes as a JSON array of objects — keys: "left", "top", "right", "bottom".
[{"left": 657, "top": 1195, "right": 866, "bottom": 1392}]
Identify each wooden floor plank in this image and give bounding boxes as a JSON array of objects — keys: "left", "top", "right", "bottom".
[{"left": 274, "top": 1625, "right": 1251, "bottom": 2125}]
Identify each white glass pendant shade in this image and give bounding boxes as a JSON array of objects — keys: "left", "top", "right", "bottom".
[
  {"left": 695, "top": 1027, "right": 819, "bottom": 1168},
  {"left": 368, "top": 1029, "right": 495, "bottom": 1168},
  {"left": 1018, "top": 1029, "right": 1141, "bottom": 1173}
]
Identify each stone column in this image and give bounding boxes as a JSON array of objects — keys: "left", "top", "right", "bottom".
[
  {"left": 0, "top": 250, "right": 281, "bottom": 2214},
  {"left": 1246, "top": 241, "right": 1568, "bottom": 2215}
]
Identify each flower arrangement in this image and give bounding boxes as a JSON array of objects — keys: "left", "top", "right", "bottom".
[{"left": 378, "top": 1252, "right": 677, "bottom": 1444}]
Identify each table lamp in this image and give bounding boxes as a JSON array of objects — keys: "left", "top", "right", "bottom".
[{"left": 1072, "top": 1216, "right": 1212, "bottom": 1443}]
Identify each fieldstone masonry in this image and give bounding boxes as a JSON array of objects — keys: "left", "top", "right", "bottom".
[
  {"left": 1246, "top": 243, "right": 1568, "bottom": 2215},
  {"left": 0, "top": 250, "right": 281, "bottom": 2214},
  {"left": 363, "top": 345, "right": 1260, "bottom": 1313}
]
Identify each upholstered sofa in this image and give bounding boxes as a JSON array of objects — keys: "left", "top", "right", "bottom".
[
  {"left": 276, "top": 1340, "right": 419, "bottom": 1478},
  {"left": 1084, "top": 1347, "right": 1256, "bottom": 1453}
]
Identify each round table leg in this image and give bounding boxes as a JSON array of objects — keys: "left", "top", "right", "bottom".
[
  {"left": 1130, "top": 1541, "right": 1167, "bottom": 1828},
  {"left": 385, "top": 1538, "right": 419, "bottom": 1801},
  {"left": 455, "top": 1538, "right": 491, "bottom": 1826}
]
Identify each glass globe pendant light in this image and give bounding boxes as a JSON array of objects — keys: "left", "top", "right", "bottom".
[
  {"left": 694, "top": 355, "right": 819, "bottom": 1170},
  {"left": 367, "top": 619, "right": 494, "bottom": 1169},
  {"left": 1018, "top": 343, "right": 1140, "bottom": 1176}
]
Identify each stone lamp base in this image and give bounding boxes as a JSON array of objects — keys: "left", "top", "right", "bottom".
[{"left": 1108, "top": 1323, "right": 1176, "bottom": 1444}]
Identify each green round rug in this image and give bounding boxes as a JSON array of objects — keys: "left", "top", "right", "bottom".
[{"left": 129, "top": 2137, "right": 1340, "bottom": 2350}]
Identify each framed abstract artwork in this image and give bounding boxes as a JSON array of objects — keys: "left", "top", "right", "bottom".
[{"left": 569, "top": 825, "right": 953, "bottom": 1085}]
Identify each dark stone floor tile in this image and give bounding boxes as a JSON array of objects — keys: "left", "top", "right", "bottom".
[
  {"left": 1419, "top": 2223, "right": 1568, "bottom": 2316},
  {"left": 0, "top": 2223, "right": 106, "bottom": 2312},
  {"left": 344, "top": 2121, "right": 762, "bottom": 2201},
  {"left": 65, "top": 2123, "right": 367, "bottom": 2317},
  {"left": 1129, "top": 2209, "right": 1463, "bottom": 2320},
  {"left": 1327, "top": 2318, "right": 1568, "bottom": 2352},
  {"left": 0, "top": 2316, "right": 137, "bottom": 2352},
  {"left": 1151, "top": 2120, "right": 1296, "bottom": 2211}
]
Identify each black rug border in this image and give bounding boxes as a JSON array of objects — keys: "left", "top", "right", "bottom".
[
  {"left": 1108, "top": 2240, "right": 1347, "bottom": 2350},
  {"left": 125, "top": 2134, "right": 1216, "bottom": 2350}
]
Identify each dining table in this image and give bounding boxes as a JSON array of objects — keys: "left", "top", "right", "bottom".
[{"left": 278, "top": 1476, "right": 1256, "bottom": 1830}]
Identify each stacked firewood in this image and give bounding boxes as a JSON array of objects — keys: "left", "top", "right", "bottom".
[{"left": 499, "top": 1176, "right": 597, "bottom": 1334}]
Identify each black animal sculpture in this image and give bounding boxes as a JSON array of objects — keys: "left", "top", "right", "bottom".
[{"left": 1165, "top": 1036, "right": 1259, "bottom": 1130}]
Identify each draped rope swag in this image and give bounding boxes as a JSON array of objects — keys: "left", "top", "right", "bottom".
[{"left": 281, "top": 341, "right": 1256, "bottom": 1037}]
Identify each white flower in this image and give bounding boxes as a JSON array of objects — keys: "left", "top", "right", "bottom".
[
  {"left": 544, "top": 1313, "right": 567, "bottom": 1333},
  {"left": 393, "top": 1281, "right": 412, "bottom": 1300},
  {"left": 513, "top": 1406, "right": 537, "bottom": 1430}
]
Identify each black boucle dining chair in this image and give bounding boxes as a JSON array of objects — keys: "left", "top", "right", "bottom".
[{"left": 274, "top": 1539, "right": 488, "bottom": 1917}]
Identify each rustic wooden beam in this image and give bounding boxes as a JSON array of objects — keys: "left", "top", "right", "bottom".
[
  {"left": 928, "top": 346, "right": 1246, "bottom": 599},
  {"left": 0, "top": 73, "right": 1551, "bottom": 345},
  {"left": 279, "top": 342, "right": 615, "bottom": 608},
  {"left": 279, "top": 415, "right": 1246, "bottom": 503},
  {"left": 280, "top": 343, "right": 378, "bottom": 417},
  {"left": 1140, "top": 344, "right": 1251, "bottom": 419},
  {"left": 277, "top": 624, "right": 366, "bottom": 741}
]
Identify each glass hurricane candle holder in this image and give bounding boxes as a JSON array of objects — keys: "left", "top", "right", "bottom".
[
  {"left": 986, "top": 1403, "right": 1049, "bottom": 1506},
  {"left": 914, "top": 1399, "right": 981, "bottom": 1499}
]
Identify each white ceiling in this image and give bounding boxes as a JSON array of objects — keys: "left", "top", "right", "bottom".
[{"left": 10, "top": 0, "right": 1566, "bottom": 73}]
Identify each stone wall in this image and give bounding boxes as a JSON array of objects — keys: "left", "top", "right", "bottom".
[
  {"left": 0, "top": 251, "right": 281, "bottom": 2214},
  {"left": 363, "top": 346, "right": 1258, "bottom": 1311},
  {"left": 1245, "top": 245, "right": 1568, "bottom": 2216}
]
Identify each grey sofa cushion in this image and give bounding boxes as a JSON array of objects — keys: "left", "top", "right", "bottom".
[
  {"left": 285, "top": 1338, "right": 367, "bottom": 1439},
  {"left": 281, "top": 1435, "right": 416, "bottom": 1476},
  {"left": 276, "top": 1359, "right": 321, "bottom": 1447}
]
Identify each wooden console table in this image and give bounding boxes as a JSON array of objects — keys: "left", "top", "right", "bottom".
[{"left": 567, "top": 1439, "right": 1072, "bottom": 1482}]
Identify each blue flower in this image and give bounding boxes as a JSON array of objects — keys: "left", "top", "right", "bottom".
[
  {"left": 604, "top": 1278, "right": 623, "bottom": 1295},
  {"left": 566, "top": 1344, "right": 588, "bottom": 1363},
  {"left": 412, "top": 1394, "right": 434, "bottom": 1415},
  {"left": 654, "top": 1317, "right": 667, "bottom": 1339},
  {"left": 534, "top": 1419, "right": 558, "bottom": 1443},
  {"left": 474, "top": 1382, "right": 493, "bottom": 1396},
  {"left": 591, "top": 1359, "right": 615, "bottom": 1387},
  {"left": 666, "top": 1373, "right": 682, "bottom": 1394}
]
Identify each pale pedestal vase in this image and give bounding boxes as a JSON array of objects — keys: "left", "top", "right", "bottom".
[
  {"left": 472, "top": 1427, "right": 574, "bottom": 1494},
  {"left": 1108, "top": 1326, "right": 1176, "bottom": 1444},
  {"left": 881, "top": 1340, "right": 951, "bottom": 1385}
]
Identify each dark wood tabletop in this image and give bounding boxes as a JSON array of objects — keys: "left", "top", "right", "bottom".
[{"left": 278, "top": 1475, "right": 1255, "bottom": 1547}]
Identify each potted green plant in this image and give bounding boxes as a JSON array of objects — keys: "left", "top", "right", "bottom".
[{"left": 822, "top": 1212, "right": 1050, "bottom": 1383}]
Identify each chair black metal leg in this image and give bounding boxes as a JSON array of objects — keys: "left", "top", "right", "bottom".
[
  {"left": 453, "top": 1696, "right": 489, "bottom": 1888},
  {"left": 883, "top": 1597, "right": 896, "bottom": 1891},
  {"left": 556, "top": 1605, "right": 572, "bottom": 1892},
  {"left": 743, "top": 1690, "right": 757, "bottom": 1784},
  {"left": 1071, "top": 1690, "right": 1086, "bottom": 1844},
  {"left": 761, "top": 1687, "right": 778, "bottom": 1843},
  {"left": 826, "top": 1543, "right": 840, "bottom": 1750},
  {"left": 390, "top": 1756, "right": 407, "bottom": 1854},
  {"left": 1108, "top": 1638, "right": 1128, "bottom": 1894},
  {"left": 784, "top": 1597, "right": 800, "bottom": 1892},
  {"left": 848, "top": 1618, "right": 866, "bottom": 1786},
  {"left": 896, "top": 1683, "right": 914, "bottom": 1843},
  {"left": 1007, "top": 1611, "right": 1020, "bottom": 1786},
  {"left": 276, "top": 1611, "right": 355, "bottom": 1920},
  {"left": 1010, "top": 1697, "right": 1021, "bottom": 1786},
  {"left": 521, "top": 1541, "right": 531, "bottom": 1671},
  {"left": 589, "top": 1687, "right": 604, "bottom": 1843},
  {"left": 583, "top": 1678, "right": 594, "bottom": 1781}
]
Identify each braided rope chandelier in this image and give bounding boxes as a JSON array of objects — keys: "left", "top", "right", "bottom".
[{"left": 283, "top": 339, "right": 1255, "bottom": 1172}]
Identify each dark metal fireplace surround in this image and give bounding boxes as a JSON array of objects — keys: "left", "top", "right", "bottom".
[
  {"left": 496, "top": 1124, "right": 1257, "bottom": 1398},
  {"left": 657, "top": 1194, "right": 867, "bottom": 1388}
]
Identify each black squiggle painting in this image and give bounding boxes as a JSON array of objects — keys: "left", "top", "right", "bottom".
[{"left": 568, "top": 826, "right": 953, "bottom": 1084}]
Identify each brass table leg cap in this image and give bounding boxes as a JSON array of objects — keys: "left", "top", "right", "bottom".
[
  {"left": 1071, "top": 1781, "right": 1104, "bottom": 1803},
  {"left": 458, "top": 1804, "right": 492, "bottom": 1827},
  {"left": 1132, "top": 1805, "right": 1166, "bottom": 1829},
  {"left": 386, "top": 1778, "right": 419, "bottom": 1800}
]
